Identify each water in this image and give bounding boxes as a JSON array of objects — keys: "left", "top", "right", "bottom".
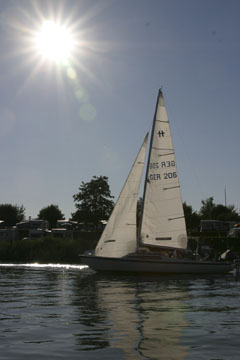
[{"left": 0, "top": 264, "right": 239, "bottom": 360}]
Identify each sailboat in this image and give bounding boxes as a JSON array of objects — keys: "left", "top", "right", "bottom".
[{"left": 80, "top": 89, "right": 232, "bottom": 274}]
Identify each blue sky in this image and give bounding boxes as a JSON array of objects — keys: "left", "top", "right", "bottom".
[{"left": 0, "top": 0, "right": 240, "bottom": 219}]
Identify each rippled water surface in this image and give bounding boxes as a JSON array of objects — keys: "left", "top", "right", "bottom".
[{"left": 0, "top": 264, "right": 239, "bottom": 359}]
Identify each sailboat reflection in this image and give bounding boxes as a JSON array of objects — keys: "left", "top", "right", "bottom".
[{"left": 94, "top": 275, "right": 189, "bottom": 359}]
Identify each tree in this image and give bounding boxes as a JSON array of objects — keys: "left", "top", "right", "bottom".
[
  {"left": 183, "top": 202, "right": 200, "bottom": 233},
  {"left": 0, "top": 204, "right": 25, "bottom": 227},
  {"left": 199, "top": 197, "right": 240, "bottom": 222},
  {"left": 72, "top": 176, "right": 114, "bottom": 228},
  {"left": 38, "top": 204, "right": 65, "bottom": 228},
  {"left": 211, "top": 204, "right": 239, "bottom": 222},
  {"left": 199, "top": 197, "right": 215, "bottom": 219}
]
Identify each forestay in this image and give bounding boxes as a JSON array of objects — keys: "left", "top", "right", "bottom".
[
  {"left": 140, "top": 90, "right": 187, "bottom": 249},
  {"left": 95, "top": 134, "right": 148, "bottom": 257}
]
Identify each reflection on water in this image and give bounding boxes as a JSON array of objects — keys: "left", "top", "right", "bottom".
[
  {"left": 0, "top": 264, "right": 240, "bottom": 359},
  {"left": 93, "top": 276, "right": 188, "bottom": 359}
]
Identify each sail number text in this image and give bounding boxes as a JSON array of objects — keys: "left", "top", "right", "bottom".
[
  {"left": 150, "top": 161, "right": 175, "bottom": 169},
  {"left": 149, "top": 161, "right": 177, "bottom": 181},
  {"left": 149, "top": 172, "right": 177, "bottom": 181}
]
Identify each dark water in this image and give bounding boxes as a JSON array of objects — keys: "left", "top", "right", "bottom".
[{"left": 0, "top": 264, "right": 239, "bottom": 360}]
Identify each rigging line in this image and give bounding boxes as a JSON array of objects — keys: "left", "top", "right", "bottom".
[{"left": 138, "top": 90, "right": 161, "bottom": 247}]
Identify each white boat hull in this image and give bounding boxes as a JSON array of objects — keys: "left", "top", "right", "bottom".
[{"left": 80, "top": 254, "right": 232, "bottom": 274}]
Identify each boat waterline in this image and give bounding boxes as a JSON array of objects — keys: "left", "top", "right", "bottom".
[{"left": 81, "top": 255, "right": 232, "bottom": 274}]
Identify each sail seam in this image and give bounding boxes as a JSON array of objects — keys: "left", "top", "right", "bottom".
[
  {"left": 168, "top": 216, "right": 185, "bottom": 221},
  {"left": 156, "top": 120, "right": 169, "bottom": 123},
  {"left": 164, "top": 186, "right": 180, "bottom": 190},
  {"left": 147, "top": 213, "right": 184, "bottom": 219},
  {"left": 152, "top": 147, "right": 173, "bottom": 151},
  {"left": 158, "top": 152, "right": 175, "bottom": 157}
]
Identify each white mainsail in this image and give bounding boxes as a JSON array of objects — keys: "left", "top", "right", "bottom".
[
  {"left": 95, "top": 134, "right": 148, "bottom": 257},
  {"left": 140, "top": 90, "right": 187, "bottom": 249}
]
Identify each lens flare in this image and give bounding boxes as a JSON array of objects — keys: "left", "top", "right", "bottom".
[{"left": 79, "top": 103, "right": 96, "bottom": 122}]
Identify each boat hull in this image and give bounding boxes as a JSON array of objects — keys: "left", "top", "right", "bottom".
[{"left": 80, "top": 254, "right": 232, "bottom": 274}]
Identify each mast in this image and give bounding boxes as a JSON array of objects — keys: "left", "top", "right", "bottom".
[
  {"left": 224, "top": 186, "right": 227, "bottom": 207},
  {"left": 137, "top": 89, "right": 162, "bottom": 248}
]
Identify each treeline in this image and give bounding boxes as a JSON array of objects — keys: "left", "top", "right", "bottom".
[
  {"left": 0, "top": 176, "right": 239, "bottom": 233},
  {"left": 0, "top": 234, "right": 99, "bottom": 264},
  {"left": 183, "top": 197, "right": 240, "bottom": 233},
  {"left": 1, "top": 234, "right": 240, "bottom": 264},
  {"left": 0, "top": 176, "right": 114, "bottom": 229}
]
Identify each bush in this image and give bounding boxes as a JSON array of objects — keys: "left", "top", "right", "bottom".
[{"left": 0, "top": 234, "right": 99, "bottom": 264}]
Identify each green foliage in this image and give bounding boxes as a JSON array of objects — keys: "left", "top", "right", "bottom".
[
  {"left": 72, "top": 176, "right": 114, "bottom": 227},
  {"left": 38, "top": 204, "right": 65, "bottom": 228},
  {"left": 200, "top": 197, "right": 240, "bottom": 222},
  {"left": 187, "top": 235, "right": 240, "bottom": 254},
  {"left": 199, "top": 197, "right": 215, "bottom": 219},
  {"left": 0, "top": 235, "right": 99, "bottom": 264},
  {"left": 211, "top": 204, "right": 239, "bottom": 222},
  {"left": 0, "top": 204, "right": 25, "bottom": 227},
  {"left": 1, "top": 234, "right": 240, "bottom": 264},
  {"left": 183, "top": 202, "right": 200, "bottom": 233}
]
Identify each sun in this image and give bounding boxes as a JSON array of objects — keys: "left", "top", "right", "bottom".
[{"left": 34, "top": 20, "right": 75, "bottom": 63}]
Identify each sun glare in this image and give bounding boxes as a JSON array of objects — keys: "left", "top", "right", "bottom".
[{"left": 34, "top": 20, "right": 75, "bottom": 63}]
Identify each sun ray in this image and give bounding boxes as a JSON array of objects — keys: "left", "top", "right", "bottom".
[{"left": 1, "top": 0, "right": 128, "bottom": 112}]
